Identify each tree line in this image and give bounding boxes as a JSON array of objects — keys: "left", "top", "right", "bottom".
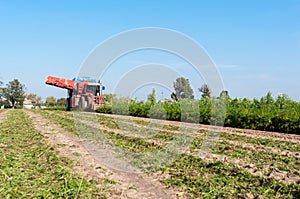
[
  {"left": 0, "top": 79, "right": 66, "bottom": 109},
  {"left": 97, "top": 77, "right": 300, "bottom": 134}
]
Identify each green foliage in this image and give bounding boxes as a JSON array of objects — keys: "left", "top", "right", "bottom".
[
  {"left": 45, "top": 96, "right": 57, "bottom": 107},
  {"left": 56, "top": 97, "right": 66, "bottom": 107},
  {"left": 102, "top": 93, "right": 116, "bottom": 105},
  {"left": 44, "top": 97, "right": 67, "bottom": 108},
  {"left": 26, "top": 93, "right": 42, "bottom": 108},
  {"left": 173, "top": 77, "right": 194, "bottom": 99},
  {"left": 149, "top": 102, "right": 167, "bottom": 120},
  {"left": 98, "top": 92, "right": 300, "bottom": 134},
  {"left": 2, "top": 79, "right": 26, "bottom": 108},
  {"left": 162, "top": 155, "right": 300, "bottom": 198},
  {"left": 42, "top": 106, "right": 66, "bottom": 111},
  {"left": 97, "top": 105, "right": 112, "bottom": 114},
  {"left": 111, "top": 97, "right": 130, "bottom": 115},
  {"left": 129, "top": 101, "right": 151, "bottom": 118},
  {"left": 225, "top": 93, "right": 300, "bottom": 134}
]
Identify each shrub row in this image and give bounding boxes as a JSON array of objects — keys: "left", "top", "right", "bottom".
[{"left": 97, "top": 93, "right": 300, "bottom": 134}]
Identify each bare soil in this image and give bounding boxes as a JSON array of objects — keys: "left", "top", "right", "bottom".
[
  {"left": 0, "top": 110, "right": 9, "bottom": 123},
  {"left": 25, "top": 110, "right": 178, "bottom": 199},
  {"left": 19, "top": 110, "right": 300, "bottom": 198},
  {"left": 222, "top": 139, "right": 300, "bottom": 159}
]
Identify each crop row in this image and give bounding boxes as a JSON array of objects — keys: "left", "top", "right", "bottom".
[
  {"left": 0, "top": 110, "right": 107, "bottom": 198},
  {"left": 37, "top": 110, "right": 300, "bottom": 169},
  {"left": 34, "top": 110, "right": 300, "bottom": 198},
  {"left": 97, "top": 93, "right": 300, "bottom": 134}
]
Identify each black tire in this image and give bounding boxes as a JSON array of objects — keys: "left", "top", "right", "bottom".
[
  {"left": 87, "top": 97, "right": 92, "bottom": 109},
  {"left": 79, "top": 96, "right": 86, "bottom": 110},
  {"left": 66, "top": 98, "right": 70, "bottom": 111}
]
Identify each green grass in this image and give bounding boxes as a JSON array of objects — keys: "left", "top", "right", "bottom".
[
  {"left": 42, "top": 106, "right": 66, "bottom": 111},
  {"left": 0, "top": 110, "right": 107, "bottom": 198}
]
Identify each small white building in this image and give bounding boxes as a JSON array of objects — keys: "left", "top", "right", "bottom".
[{"left": 23, "top": 98, "right": 34, "bottom": 109}]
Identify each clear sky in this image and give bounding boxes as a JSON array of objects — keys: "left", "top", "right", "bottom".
[{"left": 0, "top": 0, "right": 299, "bottom": 101}]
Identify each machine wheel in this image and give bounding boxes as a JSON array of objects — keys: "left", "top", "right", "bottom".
[
  {"left": 79, "top": 96, "right": 87, "bottom": 110},
  {"left": 66, "top": 98, "right": 71, "bottom": 111},
  {"left": 87, "top": 97, "right": 92, "bottom": 110}
]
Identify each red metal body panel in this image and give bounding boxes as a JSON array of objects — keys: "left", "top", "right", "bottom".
[{"left": 46, "top": 76, "right": 75, "bottom": 90}]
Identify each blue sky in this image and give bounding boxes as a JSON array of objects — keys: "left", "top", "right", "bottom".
[{"left": 0, "top": 0, "right": 299, "bottom": 101}]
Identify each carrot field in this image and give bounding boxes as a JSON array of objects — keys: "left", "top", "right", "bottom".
[
  {"left": 0, "top": 109, "right": 299, "bottom": 198},
  {"left": 25, "top": 109, "right": 300, "bottom": 198},
  {"left": 0, "top": 110, "right": 108, "bottom": 198}
]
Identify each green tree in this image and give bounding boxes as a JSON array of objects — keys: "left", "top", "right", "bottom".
[
  {"left": 45, "top": 96, "right": 57, "bottom": 107},
  {"left": 147, "top": 88, "right": 156, "bottom": 104},
  {"left": 173, "top": 77, "right": 194, "bottom": 99},
  {"left": 198, "top": 84, "right": 211, "bottom": 98},
  {"left": 26, "top": 93, "right": 42, "bottom": 108},
  {"left": 56, "top": 98, "right": 66, "bottom": 106},
  {"left": 2, "top": 79, "right": 26, "bottom": 108}
]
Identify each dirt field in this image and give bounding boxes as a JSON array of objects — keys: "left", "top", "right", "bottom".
[{"left": 1, "top": 109, "right": 299, "bottom": 198}]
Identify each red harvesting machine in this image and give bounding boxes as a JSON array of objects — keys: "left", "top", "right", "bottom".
[{"left": 45, "top": 76, "right": 105, "bottom": 111}]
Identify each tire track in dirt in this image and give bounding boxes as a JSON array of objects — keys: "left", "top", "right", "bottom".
[
  {"left": 0, "top": 110, "right": 10, "bottom": 148},
  {"left": 80, "top": 119, "right": 168, "bottom": 146},
  {"left": 25, "top": 110, "right": 178, "bottom": 199},
  {"left": 0, "top": 110, "right": 10, "bottom": 123}
]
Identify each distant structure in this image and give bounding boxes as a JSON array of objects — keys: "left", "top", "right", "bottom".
[{"left": 23, "top": 98, "right": 34, "bottom": 109}]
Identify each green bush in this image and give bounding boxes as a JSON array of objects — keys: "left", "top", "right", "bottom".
[
  {"left": 42, "top": 106, "right": 66, "bottom": 111},
  {"left": 96, "top": 105, "right": 112, "bottom": 114},
  {"left": 224, "top": 94, "right": 300, "bottom": 134},
  {"left": 97, "top": 93, "right": 300, "bottom": 134}
]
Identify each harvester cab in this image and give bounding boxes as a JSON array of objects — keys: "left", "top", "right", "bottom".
[{"left": 45, "top": 76, "right": 105, "bottom": 111}]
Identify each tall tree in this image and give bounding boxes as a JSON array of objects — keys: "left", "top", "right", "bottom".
[
  {"left": 198, "top": 84, "right": 211, "bottom": 98},
  {"left": 173, "top": 77, "right": 194, "bottom": 99},
  {"left": 2, "top": 79, "right": 26, "bottom": 108}
]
